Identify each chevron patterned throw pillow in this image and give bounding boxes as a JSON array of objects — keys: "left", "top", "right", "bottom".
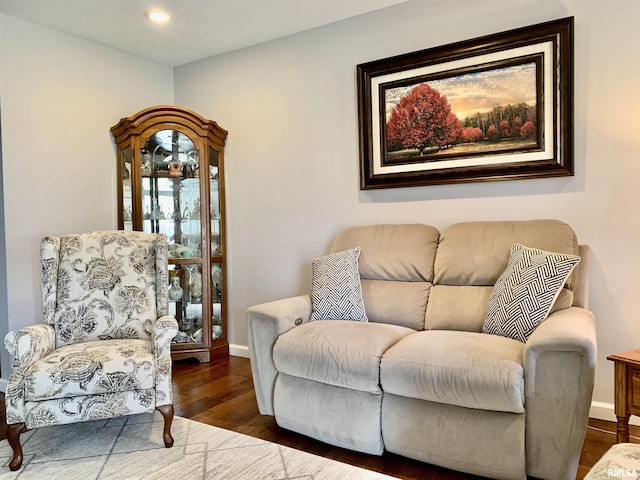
[
  {"left": 310, "top": 247, "right": 368, "bottom": 322},
  {"left": 483, "top": 243, "right": 580, "bottom": 343}
]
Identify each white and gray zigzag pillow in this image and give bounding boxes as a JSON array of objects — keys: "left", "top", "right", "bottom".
[
  {"left": 483, "top": 243, "right": 580, "bottom": 343},
  {"left": 310, "top": 247, "right": 368, "bottom": 322}
]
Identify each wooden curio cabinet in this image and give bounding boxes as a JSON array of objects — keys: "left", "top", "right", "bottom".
[{"left": 111, "top": 105, "right": 228, "bottom": 362}]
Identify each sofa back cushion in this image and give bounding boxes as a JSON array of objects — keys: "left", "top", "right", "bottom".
[
  {"left": 426, "top": 220, "right": 579, "bottom": 332},
  {"left": 330, "top": 224, "right": 439, "bottom": 330}
]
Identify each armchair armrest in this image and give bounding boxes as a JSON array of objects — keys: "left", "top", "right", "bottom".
[
  {"left": 151, "top": 315, "right": 179, "bottom": 349},
  {"left": 151, "top": 315, "right": 179, "bottom": 406},
  {"left": 523, "top": 307, "right": 597, "bottom": 480},
  {"left": 4, "top": 324, "right": 56, "bottom": 369},
  {"left": 3, "top": 324, "right": 56, "bottom": 423},
  {"left": 247, "top": 294, "right": 312, "bottom": 415}
]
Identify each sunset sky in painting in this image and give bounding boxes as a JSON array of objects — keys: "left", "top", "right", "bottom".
[{"left": 385, "top": 62, "right": 537, "bottom": 122}]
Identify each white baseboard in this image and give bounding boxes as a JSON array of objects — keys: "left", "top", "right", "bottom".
[
  {"left": 589, "top": 400, "right": 640, "bottom": 426},
  {"left": 229, "top": 343, "right": 250, "bottom": 358},
  {"left": 0, "top": 378, "right": 7, "bottom": 393}
]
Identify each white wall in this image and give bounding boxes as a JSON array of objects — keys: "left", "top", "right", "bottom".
[
  {"left": 0, "top": 14, "right": 174, "bottom": 376},
  {"left": 174, "top": 0, "right": 640, "bottom": 417},
  {"left": 0, "top": 0, "right": 638, "bottom": 421}
]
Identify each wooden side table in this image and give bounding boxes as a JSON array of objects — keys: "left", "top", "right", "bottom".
[{"left": 607, "top": 348, "right": 640, "bottom": 442}]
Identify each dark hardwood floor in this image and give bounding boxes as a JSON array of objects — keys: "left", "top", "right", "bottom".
[{"left": 1, "top": 356, "right": 636, "bottom": 478}]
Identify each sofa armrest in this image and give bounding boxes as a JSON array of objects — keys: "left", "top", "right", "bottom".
[
  {"left": 247, "top": 294, "right": 312, "bottom": 415},
  {"left": 524, "top": 307, "right": 597, "bottom": 394},
  {"left": 523, "top": 307, "right": 597, "bottom": 480}
]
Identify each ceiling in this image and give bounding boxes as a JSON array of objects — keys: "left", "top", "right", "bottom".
[{"left": 0, "top": 0, "right": 411, "bottom": 66}]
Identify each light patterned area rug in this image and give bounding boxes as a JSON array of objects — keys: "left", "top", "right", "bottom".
[{"left": 0, "top": 412, "right": 398, "bottom": 479}]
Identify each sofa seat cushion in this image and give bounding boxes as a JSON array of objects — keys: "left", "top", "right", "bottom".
[
  {"left": 380, "top": 330, "right": 525, "bottom": 413},
  {"left": 273, "top": 320, "right": 415, "bottom": 393},
  {"left": 25, "top": 339, "right": 155, "bottom": 401}
]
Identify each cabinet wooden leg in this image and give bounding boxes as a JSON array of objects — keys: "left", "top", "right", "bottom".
[
  {"left": 156, "top": 404, "right": 175, "bottom": 448},
  {"left": 616, "top": 415, "right": 630, "bottom": 443}
]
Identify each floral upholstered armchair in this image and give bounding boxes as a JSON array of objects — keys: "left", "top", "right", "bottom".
[{"left": 3, "top": 230, "right": 178, "bottom": 470}]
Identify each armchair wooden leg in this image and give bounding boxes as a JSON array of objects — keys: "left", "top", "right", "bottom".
[
  {"left": 156, "top": 404, "right": 174, "bottom": 448},
  {"left": 6, "top": 423, "right": 27, "bottom": 471}
]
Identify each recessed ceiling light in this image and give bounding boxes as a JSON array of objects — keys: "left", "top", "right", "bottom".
[{"left": 145, "top": 9, "right": 171, "bottom": 25}]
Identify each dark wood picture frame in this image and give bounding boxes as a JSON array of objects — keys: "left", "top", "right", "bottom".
[{"left": 357, "top": 17, "right": 574, "bottom": 189}]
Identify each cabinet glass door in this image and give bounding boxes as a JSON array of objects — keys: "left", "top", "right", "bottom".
[
  {"left": 168, "top": 264, "right": 205, "bottom": 344},
  {"left": 210, "top": 147, "right": 223, "bottom": 342},
  {"left": 121, "top": 147, "right": 133, "bottom": 231},
  {"left": 209, "top": 148, "right": 221, "bottom": 257},
  {"left": 212, "top": 262, "right": 223, "bottom": 340},
  {"left": 140, "top": 130, "right": 201, "bottom": 258}
]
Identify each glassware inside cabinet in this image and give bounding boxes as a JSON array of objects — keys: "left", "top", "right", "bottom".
[
  {"left": 211, "top": 262, "right": 223, "bottom": 340},
  {"left": 140, "top": 129, "right": 202, "bottom": 259},
  {"left": 169, "top": 264, "right": 204, "bottom": 344}
]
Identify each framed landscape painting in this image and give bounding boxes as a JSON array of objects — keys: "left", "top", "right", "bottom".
[{"left": 357, "top": 17, "right": 574, "bottom": 189}]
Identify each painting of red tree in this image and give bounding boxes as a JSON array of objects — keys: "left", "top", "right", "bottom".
[
  {"left": 386, "top": 83, "right": 463, "bottom": 154},
  {"left": 357, "top": 16, "right": 574, "bottom": 189},
  {"left": 383, "top": 62, "right": 539, "bottom": 163}
]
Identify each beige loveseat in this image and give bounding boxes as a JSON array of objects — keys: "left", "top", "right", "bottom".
[{"left": 247, "top": 220, "right": 597, "bottom": 480}]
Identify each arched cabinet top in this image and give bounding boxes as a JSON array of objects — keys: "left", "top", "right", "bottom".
[{"left": 111, "top": 105, "right": 228, "bottom": 148}]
